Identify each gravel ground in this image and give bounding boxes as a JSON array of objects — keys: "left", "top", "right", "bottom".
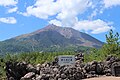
[{"left": 84, "top": 76, "right": 120, "bottom": 80}]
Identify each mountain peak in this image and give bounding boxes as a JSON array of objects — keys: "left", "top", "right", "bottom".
[
  {"left": 43, "top": 24, "right": 60, "bottom": 30},
  {"left": 0, "top": 24, "right": 103, "bottom": 53},
  {"left": 34, "top": 24, "right": 59, "bottom": 33},
  {"left": 46, "top": 24, "right": 58, "bottom": 28},
  {"left": 15, "top": 24, "right": 103, "bottom": 46}
]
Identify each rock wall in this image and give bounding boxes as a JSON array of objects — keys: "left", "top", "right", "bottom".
[{"left": 5, "top": 53, "right": 120, "bottom": 80}]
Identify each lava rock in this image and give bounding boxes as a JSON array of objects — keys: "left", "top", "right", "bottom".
[{"left": 21, "top": 72, "right": 35, "bottom": 80}]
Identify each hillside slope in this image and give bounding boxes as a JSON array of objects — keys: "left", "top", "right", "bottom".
[{"left": 0, "top": 24, "right": 103, "bottom": 54}]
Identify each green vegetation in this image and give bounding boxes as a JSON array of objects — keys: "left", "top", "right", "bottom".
[
  {"left": 0, "top": 40, "right": 90, "bottom": 54},
  {"left": 10, "top": 51, "right": 76, "bottom": 64},
  {"left": 0, "top": 29, "right": 120, "bottom": 77},
  {"left": 103, "top": 30, "right": 120, "bottom": 56},
  {"left": 0, "top": 56, "right": 6, "bottom": 78},
  {"left": 84, "top": 29, "right": 120, "bottom": 62},
  {"left": 0, "top": 51, "right": 76, "bottom": 77}
]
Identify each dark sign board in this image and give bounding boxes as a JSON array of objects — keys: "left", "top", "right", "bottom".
[
  {"left": 112, "top": 65, "right": 120, "bottom": 77},
  {"left": 114, "top": 66, "right": 120, "bottom": 76}
]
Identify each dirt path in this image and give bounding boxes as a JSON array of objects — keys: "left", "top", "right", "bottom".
[{"left": 84, "top": 76, "right": 120, "bottom": 80}]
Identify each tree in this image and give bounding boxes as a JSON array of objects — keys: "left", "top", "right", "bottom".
[{"left": 102, "top": 29, "right": 120, "bottom": 56}]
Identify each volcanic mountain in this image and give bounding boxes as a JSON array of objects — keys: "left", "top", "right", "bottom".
[{"left": 0, "top": 24, "right": 103, "bottom": 54}]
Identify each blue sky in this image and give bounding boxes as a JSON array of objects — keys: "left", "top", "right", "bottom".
[{"left": 0, "top": 0, "right": 120, "bottom": 42}]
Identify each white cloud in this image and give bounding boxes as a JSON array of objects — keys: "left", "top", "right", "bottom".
[
  {"left": 22, "top": 0, "right": 92, "bottom": 20},
  {"left": 74, "top": 19, "right": 114, "bottom": 34},
  {"left": 103, "top": 0, "right": 120, "bottom": 8},
  {"left": 88, "top": 9, "right": 98, "bottom": 20},
  {"left": 49, "top": 19, "right": 62, "bottom": 26},
  {"left": 8, "top": 7, "right": 18, "bottom": 13},
  {"left": 88, "top": 0, "right": 104, "bottom": 19},
  {"left": 21, "top": 0, "right": 115, "bottom": 34},
  {"left": 0, "top": 17, "right": 17, "bottom": 24},
  {"left": 91, "top": 26, "right": 114, "bottom": 34},
  {"left": 0, "top": 0, "right": 18, "bottom": 6},
  {"left": 22, "top": 0, "right": 60, "bottom": 19},
  {"left": 56, "top": 0, "right": 92, "bottom": 27},
  {"left": 89, "top": 0, "right": 120, "bottom": 19}
]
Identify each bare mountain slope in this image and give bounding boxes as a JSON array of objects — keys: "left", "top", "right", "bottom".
[{"left": 0, "top": 24, "right": 103, "bottom": 54}]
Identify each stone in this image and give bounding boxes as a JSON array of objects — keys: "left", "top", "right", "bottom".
[
  {"left": 87, "top": 74, "right": 93, "bottom": 78},
  {"left": 9, "top": 77, "right": 15, "bottom": 80},
  {"left": 84, "top": 63, "right": 91, "bottom": 72},
  {"left": 61, "top": 74, "right": 66, "bottom": 79},
  {"left": 5, "top": 54, "right": 120, "bottom": 80},
  {"left": 96, "top": 63, "right": 104, "bottom": 74},
  {"left": 27, "top": 64, "right": 37, "bottom": 73},
  {"left": 35, "top": 75, "right": 42, "bottom": 80},
  {"left": 106, "top": 73, "right": 111, "bottom": 76},
  {"left": 106, "top": 55, "right": 112, "bottom": 61},
  {"left": 21, "top": 72, "right": 35, "bottom": 79},
  {"left": 5, "top": 61, "right": 28, "bottom": 80},
  {"left": 104, "top": 69, "right": 111, "bottom": 74}
]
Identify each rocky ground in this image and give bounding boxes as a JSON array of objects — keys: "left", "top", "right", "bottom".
[
  {"left": 84, "top": 76, "right": 120, "bottom": 80},
  {"left": 5, "top": 53, "right": 120, "bottom": 80}
]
